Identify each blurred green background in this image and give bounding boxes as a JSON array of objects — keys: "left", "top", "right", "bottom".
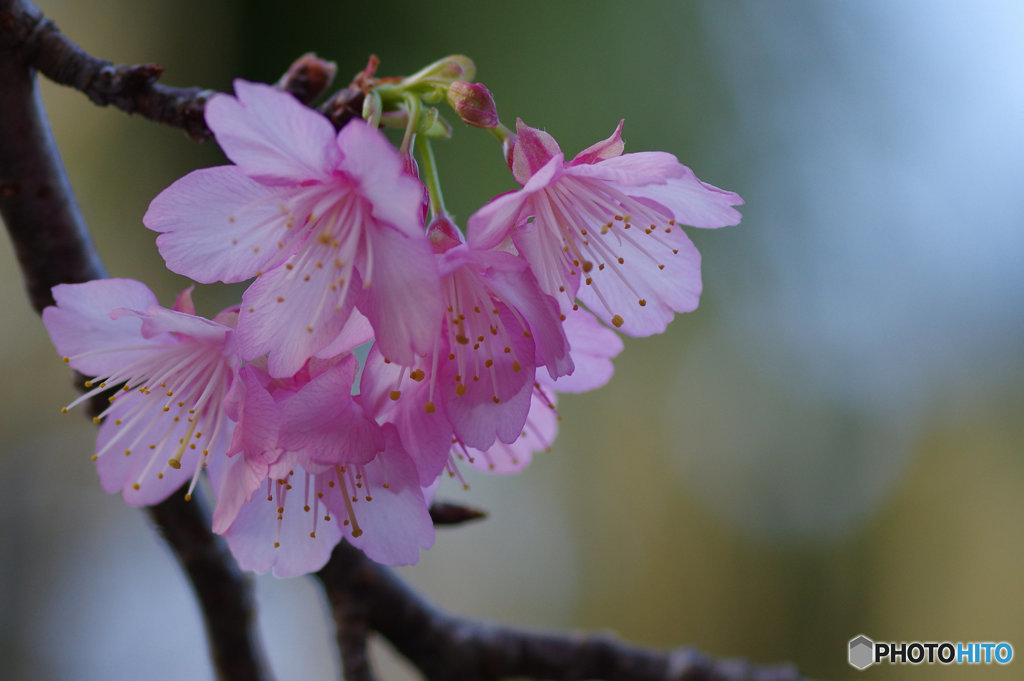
[{"left": 2, "top": 1, "right": 1023, "bottom": 679}]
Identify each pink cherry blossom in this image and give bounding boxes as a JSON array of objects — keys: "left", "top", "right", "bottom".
[
  {"left": 208, "top": 356, "right": 434, "bottom": 575},
  {"left": 361, "top": 218, "right": 571, "bottom": 476},
  {"left": 468, "top": 119, "right": 743, "bottom": 337},
  {"left": 42, "top": 279, "right": 239, "bottom": 506},
  {"left": 144, "top": 80, "right": 443, "bottom": 376}
]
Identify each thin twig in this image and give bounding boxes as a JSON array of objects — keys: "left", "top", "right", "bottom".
[
  {"left": 2, "top": 0, "right": 349, "bottom": 138},
  {"left": 318, "top": 542, "right": 812, "bottom": 681}
]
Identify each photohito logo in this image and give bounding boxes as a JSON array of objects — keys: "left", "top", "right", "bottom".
[{"left": 848, "top": 635, "right": 1014, "bottom": 670}]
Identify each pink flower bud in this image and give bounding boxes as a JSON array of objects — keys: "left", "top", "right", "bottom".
[{"left": 446, "top": 81, "right": 499, "bottom": 129}]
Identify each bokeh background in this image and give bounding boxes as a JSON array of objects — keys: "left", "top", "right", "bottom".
[{"left": 2, "top": 1, "right": 1023, "bottom": 679}]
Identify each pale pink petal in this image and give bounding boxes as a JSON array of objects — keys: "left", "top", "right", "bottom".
[
  {"left": 625, "top": 174, "right": 744, "bottom": 229},
  {"left": 280, "top": 358, "right": 384, "bottom": 466},
  {"left": 483, "top": 259, "right": 572, "bottom": 378},
  {"left": 205, "top": 80, "right": 339, "bottom": 185},
  {"left": 335, "top": 121, "right": 425, "bottom": 236},
  {"left": 314, "top": 308, "right": 374, "bottom": 360},
  {"left": 567, "top": 150, "right": 690, "bottom": 185},
  {"left": 145, "top": 166, "right": 300, "bottom": 283},
  {"left": 94, "top": 393, "right": 208, "bottom": 506},
  {"left": 570, "top": 120, "right": 625, "bottom": 165},
  {"left": 224, "top": 366, "right": 280, "bottom": 458},
  {"left": 356, "top": 224, "right": 442, "bottom": 365},
  {"left": 173, "top": 286, "right": 196, "bottom": 315},
  {"left": 465, "top": 189, "right": 531, "bottom": 250},
  {"left": 209, "top": 446, "right": 269, "bottom": 534},
  {"left": 440, "top": 303, "right": 536, "bottom": 450},
  {"left": 341, "top": 427, "right": 434, "bottom": 566},
  {"left": 543, "top": 306, "right": 623, "bottom": 393},
  {"left": 112, "top": 305, "right": 233, "bottom": 346},
  {"left": 459, "top": 387, "right": 558, "bottom": 474},
  {"left": 359, "top": 346, "right": 453, "bottom": 485},
  {"left": 509, "top": 216, "right": 582, "bottom": 302},
  {"left": 220, "top": 465, "right": 344, "bottom": 577},
  {"left": 575, "top": 228, "right": 702, "bottom": 336},
  {"left": 44, "top": 279, "right": 167, "bottom": 376},
  {"left": 237, "top": 261, "right": 356, "bottom": 377}
]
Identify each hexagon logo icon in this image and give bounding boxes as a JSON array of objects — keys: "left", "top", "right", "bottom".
[{"left": 849, "top": 635, "right": 875, "bottom": 670}]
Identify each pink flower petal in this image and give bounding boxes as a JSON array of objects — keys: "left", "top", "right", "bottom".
[
  {"left": 94, "top": 392, "right": 218, "bottom": 506},
  {"left": 335, "top": 120, "right": 425, "bottom": 236},
  {"left": 511, "top": 119, "right": 563, "bottom": 185},
  {"left": 483, "top": 259, "right": 572, "bottom": 379},
  {"left": 280, "top": 358, "right": 384, "bottom": 466},
  {"left": 205, "top": 80, "right": 339, "bottom": 185},
  {"left": 219, "top": 463, "right": 344, "bottom": 577},
  {"left": 570, "top": 120, "right": 625, "bottom": 166},
  {"left": 440, "top": 308, "right": 535, "bottom": 450},
  {"left": 224, "top": 366, "right": 280, "bottom": 459},
  {"left": 145, "top": 166, "right": 300, "bottom": 283},
  {"left": 465, "top": 189, "right": 530, "bottom": 251},
  {"left": 43, "top": 279, "right": 165, "bottom": 376},
  {"left": 237, "top": 260, "right": 357, "bottom": 378},
  {"left": 314, "top": 308, "right": 375, "bottom": 360},
  {"left": 624, "top": 174, "right": 744, "bottom": 229},
  {"left": 574, "top": 227, "right": 702, "bottom": 336},
  {"left": 112, "top": 305, "right": 233, "bottom": 346},
  {"left": 458, "top": 386, "right": 559, "bottom": 474},
  {"left": 359, "top": 346, "right": 453, "bottom": 485},
  {"left": 543, "top": 306, "right": 623, "bottom": 393},
  {"left": 209, "top": 445, "right": 269, "bottom": 534},
  {"left": 356, "top": 224, "right": 442, "bottom": 365},
  {"left": 340, "top": 426, "right": 434, "bottom": 566}
]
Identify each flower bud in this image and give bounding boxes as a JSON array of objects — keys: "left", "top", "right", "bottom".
[
  {"left": 402, "top": 56, "right": 477, "bottom": 94},
  {"left": 446, "top": 81, "right": 499, "bottom": 129},
  {"left": 427, "top": 215, "right": 463, "bottom": 253}
]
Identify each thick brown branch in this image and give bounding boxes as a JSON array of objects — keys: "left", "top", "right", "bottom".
[
  {"left": 0, "top": 0, "right": 104, "bottom": 311},
  {"left": 149, "top": 493, "right": 273, "bottom": 681},
  {"left": 318, "top": 542, "right": 812, "bottom": 681},
  {"left": 0, "top": 3, "right": 274, "bottom": 678}
]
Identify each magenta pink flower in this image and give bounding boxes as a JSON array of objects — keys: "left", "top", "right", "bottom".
[
  {"left": 42, "top": 279, "right": 239, "bottom": 506},
  {"left": 360, "top": 218, "right": 571, "bottom": 481},
  {"left": 144, "top": 80, "right": 443, "bottom": 376},
  {"left": 209, "top": 356, "right": 433, "bottom": 575},
  {"left": 468, "top": 119, "right": 743, "bottom": 337}
]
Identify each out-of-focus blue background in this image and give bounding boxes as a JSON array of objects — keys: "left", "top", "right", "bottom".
[{"left": 2, "top": 1, "right": 1022, "bottom": 679}]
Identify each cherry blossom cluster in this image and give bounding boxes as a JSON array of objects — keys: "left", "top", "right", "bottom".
[{"left": 43, "top": 57, "right": 743, "bottom": 576}]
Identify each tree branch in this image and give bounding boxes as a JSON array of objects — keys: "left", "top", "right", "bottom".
[
  {"left": 1, "top": 0, "right": 352, "bottom": 139},
  {"left": 317, "top": 542, "right": 812, "bottom": 681},
  {"left": 149, "top": 492, "right": 273, "bottom": 681},
  {"left": 0, "top": 0, "right": 104, "bottom": 311},
  {"left": 1, "top": 3, "right": 275, "bottom": 679}
]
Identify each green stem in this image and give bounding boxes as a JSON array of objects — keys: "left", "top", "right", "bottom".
[
  {"left": 416, "top": 134, "right": 447, "bottom": 221},
  {"left": 400, "top": 94, "right": 421, "bottom": 155}
]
